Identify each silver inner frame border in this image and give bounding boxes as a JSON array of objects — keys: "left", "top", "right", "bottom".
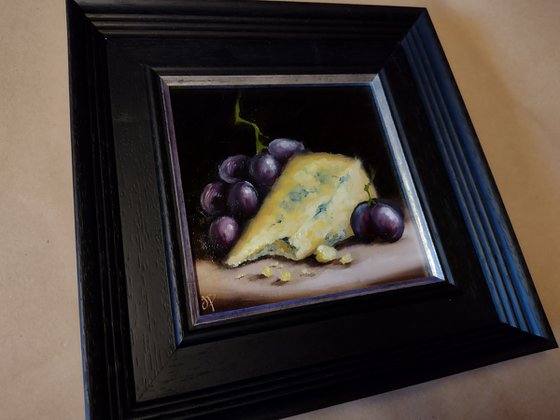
[
  {"left": 161, "top": 74, "right": 445, "bottom": 327},
  {"left": 370, "top": 77, "right": 444, "bottom": 280}
]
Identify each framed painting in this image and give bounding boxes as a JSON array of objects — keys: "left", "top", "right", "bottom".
[
  {"left": 66, "top": 0, "right": 556, "bottom": 418},
  {"left": 163, "top": 74, "right": 444, "bottom": 326}
]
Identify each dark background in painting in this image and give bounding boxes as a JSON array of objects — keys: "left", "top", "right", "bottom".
[{"left": 169, "top": 85, "right": 403, "bottom": 258}]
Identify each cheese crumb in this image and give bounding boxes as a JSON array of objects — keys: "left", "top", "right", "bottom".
[
  {"left": 279, "top": 271, "right": 292, "bottom": 282},
  {"left": 301, "top": 268, "right": 314, "bottom": 276},
  {"left": 339, "top": 253, "right": 353, "bottom": 265},
  {"left": 315, "top": 245, "right": 337, "bottom": 263},
  {"left": 235, "top": 273, "right": 247, "bottom": 279},
  {"left": 261, "top": 266, "right": 274, "bottom": 278}
]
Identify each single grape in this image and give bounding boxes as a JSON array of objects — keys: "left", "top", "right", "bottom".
[
  {"left": 268, "top": 138, "right": 304, "bottom": 162},
  {"left": 248, "top": 152, "right": 282, "bottom": 187},
  {"left": 370, "top": 201, "right": 404, "bottom": 242},
  {"left": 208, "top": 216, "right": 240, "bottom": 254},
  {"left": 350, "top": 202, "right": 376, "bottom": 242},
  {"left": 227, "top": 181, "right": 259, "bottom": 218},
  {"left": 218, "top": 154, "right": 249, "bottom": 184},
  {"left": 200, "top": 181, "right": 227, "bottom": 216}
]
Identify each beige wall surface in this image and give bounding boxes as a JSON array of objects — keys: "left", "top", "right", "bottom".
[{"left": 0, "top": 0, "right": 558, "bottom": 419}]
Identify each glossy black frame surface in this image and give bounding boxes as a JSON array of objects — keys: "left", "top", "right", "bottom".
[{"left": 66, "top": 1, "right": 556, "bottom": 418}]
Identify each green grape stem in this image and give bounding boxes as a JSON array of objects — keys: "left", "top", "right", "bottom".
[
  {"left": 363, "top": 182, "right": 377, "bottom": 207},
  {"left": 234, "top": 94, "right": 268, "bottom": 154}
]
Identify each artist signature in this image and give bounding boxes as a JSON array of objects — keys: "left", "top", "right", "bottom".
[{"left": 200, "top": 294, "right": 216, "bottom": 312}]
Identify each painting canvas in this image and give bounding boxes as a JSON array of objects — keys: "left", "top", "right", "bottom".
[{"left": 162, "top": 75, "right": 444, "bottom": 324}]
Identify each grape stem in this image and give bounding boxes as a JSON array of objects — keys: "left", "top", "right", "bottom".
[
  {"left": 364, "top": 182, "right": 377, "bottom": 207},
  {"left": 234, "top": 94, "right": 268, "bottom": 154}
]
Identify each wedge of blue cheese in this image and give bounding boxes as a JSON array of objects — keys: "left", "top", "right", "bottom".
[{"left": 225, "top": 153, "right": 375, "bottom": 267}]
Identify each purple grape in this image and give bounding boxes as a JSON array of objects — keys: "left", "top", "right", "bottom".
[
  {"left": 200, "top": 181, "right": 228, "bottom": 216},
  {"left": 249, "top": 152, "right": 282, "bottom": 187},
  {"left": 218, "top": 154, "right": 249, "bottom": 184},
  {"left": 350, "top": 202, "right": 376, "bottom": 242},
  {"left": 227, "top": 181, "right": 259, "bottom": 218},
  {"left": 208, "top": 216, "right": 240, "bottom": 253},
  {"left": 370, "top": 201, "right": 404, "bottom": 243},
  {"left": 268, "top": 138, "right": 304, "bottom": 162}
]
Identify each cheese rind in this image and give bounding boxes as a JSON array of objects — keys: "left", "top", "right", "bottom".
[{"left": 225, "top": 152, "right": 375, "bottom": 267}]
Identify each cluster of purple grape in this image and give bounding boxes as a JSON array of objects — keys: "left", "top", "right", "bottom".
[
  {"left": 350, "top": 199, "right": 404, "bottom": 243},
  {"left": 200, "top": 138, "right": 305, "bottom": 254}
]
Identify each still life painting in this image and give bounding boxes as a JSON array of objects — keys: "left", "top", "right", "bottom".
[{"left": 163, "top": 76, "right": 444, "bottom": 323}]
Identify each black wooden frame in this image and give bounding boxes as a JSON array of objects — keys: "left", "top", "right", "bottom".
[{"left": 66, "top": 1, "right": 556, "bottom": 418}]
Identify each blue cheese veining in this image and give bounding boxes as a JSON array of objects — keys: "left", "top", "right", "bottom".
[{"left": 225, "top": 153, "right": 375, "bottom": 267}]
